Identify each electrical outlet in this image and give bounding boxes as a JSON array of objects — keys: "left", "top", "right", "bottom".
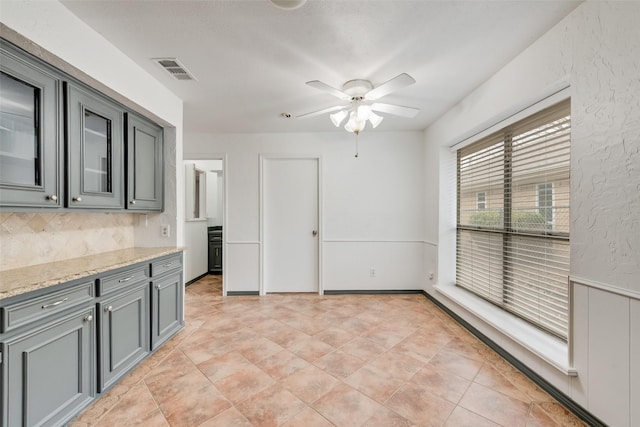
[
  {"left": 369, "top": 268, "right": 376, "bottom": 277},
  {"left": 160, "top": 225, "right": 170, "bottom": 237},
  {"left": 429, "top": 272, "right": 434, "bottom": 280}
]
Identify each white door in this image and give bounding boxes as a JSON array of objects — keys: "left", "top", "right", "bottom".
[{"left": 264, "top": 158, "right": 319, "bottom": 293}]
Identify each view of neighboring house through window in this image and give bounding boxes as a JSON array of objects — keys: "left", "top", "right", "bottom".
[
  {"left": 476, "top": 191, "right": 486, "bottom": 210},
  {"left": 537, "top": 182, "right": 554, "bottom": 225},
  {"left": 456, "top": 99, "right": 571, "bottom": 339}
]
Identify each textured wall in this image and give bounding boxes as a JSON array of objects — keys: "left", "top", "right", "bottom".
[{"left": 570, "top": 2, "right": 640, "bottom": 291}]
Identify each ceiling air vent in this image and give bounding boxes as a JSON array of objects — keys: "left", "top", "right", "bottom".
[{"left": 153, "top": 58, "right": 196, "bottom": 81}]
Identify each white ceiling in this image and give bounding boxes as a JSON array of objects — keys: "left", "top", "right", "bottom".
[{"left": 60, "top": 0, "right": 580, "bottom": 134}]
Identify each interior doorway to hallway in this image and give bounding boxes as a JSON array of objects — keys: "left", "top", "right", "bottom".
[{"left": 183, "top": 156, "right": 225, "bottom": 294}]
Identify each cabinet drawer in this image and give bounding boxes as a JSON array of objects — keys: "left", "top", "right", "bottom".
[
  {"left": 98, "top": 265, "right": 149, "bottom": 296},
  {"left": 1, "top": 280, "right": 94, "bottom": 333},
  {"left": 151, "top": 255, "right": 182, "bottom": 277}
]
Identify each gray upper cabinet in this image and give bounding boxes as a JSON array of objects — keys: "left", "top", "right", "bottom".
[
  {"left": 126, "top": 113, "right": 164, "bottom": 211},
  {"left": 0, "top": 41, "right": 63, "bottom": 208},
  {"left": 1, "top": 38, "right": 164, "bottom": 212},
  {"left": 66, "top": 83, "right": 124, "bottom": 209}
]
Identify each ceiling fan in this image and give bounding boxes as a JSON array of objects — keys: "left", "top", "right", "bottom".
[{"left": 297, "top": 73, "right": 419, "bottom": 134}]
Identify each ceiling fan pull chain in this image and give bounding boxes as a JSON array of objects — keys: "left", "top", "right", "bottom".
[{"left": 354, "top": 133, "right": 359, "bottom": 158}]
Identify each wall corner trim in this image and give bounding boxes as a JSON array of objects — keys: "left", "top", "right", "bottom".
[{"left": 570, "top": 276, "right": 640, "bottom": 300}]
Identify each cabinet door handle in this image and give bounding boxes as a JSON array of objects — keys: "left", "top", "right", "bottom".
[
  {"left": 42, "top": 297, "right": 68, "bottom": 309},
  {"left": 72, "top": 196, "right": 82, "bottom": 203},
  {"left": 130, "top": 199, "right": 136, "bottom": 205},
  {"left": 47, "top": 194, "right": 58, "bottom": 201},
  {"left": 84, "top": 314, "right": 93, "bottom": 322},
  {"left": 118, "top": 276, "right": 133, "bottom": 283},
  {"left": 105, "top": 305, "right": 113, "bottom": 312},
  {"left": 312, "top": 230, "right": 318, "bottom": 236},
  {"left": 155, "top": 284, "right": 161, "bottom": 290}
]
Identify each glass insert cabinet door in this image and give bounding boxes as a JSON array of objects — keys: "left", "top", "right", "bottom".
[
  {"left": 66, "top": 83, "right": 123, "bottom": 209},
  {"left": 0, "top": 42, "right": 62, "bottom": 207},
  {"left": 0, "top": 72, "right": 39, "bottom": 187}
]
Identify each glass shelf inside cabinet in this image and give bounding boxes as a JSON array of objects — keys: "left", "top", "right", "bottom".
[
  {"left": 83, "top": 110, "right": 112, "bottom": 194},
  {"left": 0, "top": 71, "right": 41, "bottom": 187}
]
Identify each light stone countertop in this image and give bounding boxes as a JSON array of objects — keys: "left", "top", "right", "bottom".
[{"left": 0, "top": 247, "right": 184, "bottom": 300}]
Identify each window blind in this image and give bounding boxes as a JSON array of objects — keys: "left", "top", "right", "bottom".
[{"left": 456, "top": 99, "right": 570, "bottom": 339}]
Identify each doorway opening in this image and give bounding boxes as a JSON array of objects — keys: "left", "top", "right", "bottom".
[{"left": 183, "top": 157, "right": 225, "bottom": 295}]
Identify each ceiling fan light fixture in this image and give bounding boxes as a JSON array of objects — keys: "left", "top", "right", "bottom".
[
  {"left": 356, "top": 104, "right": 372, "bottom": 121},
  {"left": 268, "top": 0, "right": 307, "bottom": 10},
  {"left": 302, "top": 73, "right": 419, "bottom": 135},
  {"left": 345, "top": 111, "right": 366, "bottom": 134},
  {"left": 368, "top": 112, "right": 383, "bottom": 128},
  {"left": 330, "top": 110, "right": 348, "bottom": 127}
]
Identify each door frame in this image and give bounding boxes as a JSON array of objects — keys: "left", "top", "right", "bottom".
[
  {"left": 259, "top": 155, "right": 323, "bottom": 296},
  {"left": 182, "top": 153, "right": 228, "bottom": 296}
]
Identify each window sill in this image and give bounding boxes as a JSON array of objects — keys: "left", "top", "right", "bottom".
[{"left": 433, "top": 283, "right": 576, "bottom": 377}]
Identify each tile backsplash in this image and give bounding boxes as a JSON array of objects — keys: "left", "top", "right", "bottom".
[{"left": 0, "top": 212, "right": 135, "bottom": 271}]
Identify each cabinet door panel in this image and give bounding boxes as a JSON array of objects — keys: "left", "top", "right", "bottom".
[
  {"left": 151, "top": 273, "right": 183, "bottom": 350},
  {"left": 99, "top": 283, "right": 149, "bottom": 392},
  {"left": 66, "top": 83, "right": 123, "bottom": 209},
  {"left": 0, "top": 42, "right": 62, "bottom": 208},
  {"left": 3, "top": 307, "right": 94, "bottom": 427},
  {"left": 126, "top": 113, "right": 163, "bottom": 211}
]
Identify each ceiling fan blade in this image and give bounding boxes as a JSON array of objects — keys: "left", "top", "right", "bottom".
[
  {"left": 364, "top": 73, "right": 416, "bottom": 101},
  {"left": 296, "top": 105, "right": 348, "bottom": 118},
  {"left": 306, "top": 80, "right": 352, "bottom": 101},
  {"left": 371, "top": 102, "right": 420, "bottom": 118}
]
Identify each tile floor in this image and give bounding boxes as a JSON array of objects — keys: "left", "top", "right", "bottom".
[{"left": 71, "top": 275, "right": 585, "bottom": 426}]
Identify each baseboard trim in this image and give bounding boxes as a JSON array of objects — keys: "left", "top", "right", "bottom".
[
  {"left": 421, "top": 291, "right": 606, "bottom": 427},
  {"left": 324, "top": 290, "right": 423, "bottom": 295},
  {"left": 226, "top": 291, "right": 259, "bottom": 296},
  {"left": 184, "top": 273, "right": 209, "bottom": 287}
]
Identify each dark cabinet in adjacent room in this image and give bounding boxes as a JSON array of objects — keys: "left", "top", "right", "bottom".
[{"left": 208, "top": 227, "right": 222, "bottom": 274}]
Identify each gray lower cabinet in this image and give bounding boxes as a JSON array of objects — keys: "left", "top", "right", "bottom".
[
  {"left": 151, "top": 255, "right": 184, "bottom": 350},
  {"left": 98, "top": 282, "right": 149, "bottom": 392},
  {"left": 151, "top": 272, "right": 183, "bottom": 350},
  {"left": 0, "top": 252, "right": 183, "bottom": 426},
  {"left": 126, "top": 113, "right": 163, "bottom": 211},
  {"left": 1, "top": 306, "right": 95, "bottom": 427}
]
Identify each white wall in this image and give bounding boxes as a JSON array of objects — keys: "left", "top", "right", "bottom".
[
  {"left": 184, "top": 220, "right": 208, "bottom": 282},
  {"left": 0, "top": 1, "right": 184, "bottom": 250},
  {"left": 424, "top": 2, "right": 640, "bottom": 426},
  {"left": 185, "top": 131, "right": 425, "bottom": 294}
]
